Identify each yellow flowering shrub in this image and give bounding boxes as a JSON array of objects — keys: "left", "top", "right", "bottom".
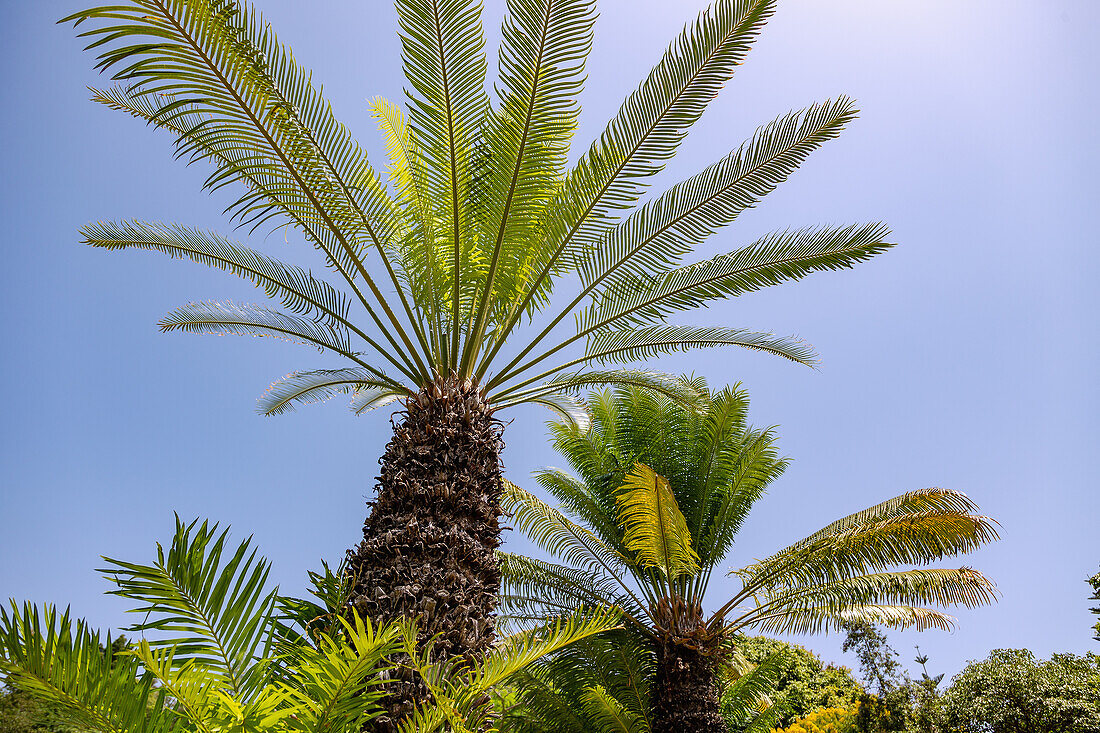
[{"left": 770, "top": 703, "right": 859, "bottom": 733}]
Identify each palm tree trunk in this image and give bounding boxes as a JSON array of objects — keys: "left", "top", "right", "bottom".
[
  {"left": 652, "top": 639, "right": 725, "bottom": 733},
  {"left": 651, "top": 598, "right": 726, "bottom": 733},
  {"left": 346, "top": 376, "right": 504, "bottom": 731}
]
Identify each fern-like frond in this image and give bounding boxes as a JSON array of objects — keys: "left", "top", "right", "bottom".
[
  {"left": 615, "top": 463, "right": 700, "bottom": 580},
  {"left": 502, "top": 481, "right": 632, "bottom": 576},
  {"left": 527, "top": 391, "right": 592, "bottom": 432},
  {"left": 99, "top": 516, "right": 277, "bottom": 698},
  {"left": 584, "top": 325, "right": 816, "bottom": 367},
  {"left": 582, "top": 223, "right": 893, "bottom": 333},
  {"left": 492, "top": 368, "right": 699, "bottom": 407},
  {"left": 577, "top": 96, "right": 859, "bottom": 295},
  {"left": 395, "top": 0, "right": 489, "bottom": 365},
  {"left": 159, "top": 300, "right": 354, "bottom": 357},
  {"left": 81, "top": 220, "right": 352, "bottom": 328},
  {"left": 0, "top": 603, "right": 174, "bottom": 733},
  {"left": 738, "top": 505, "right": 1000, "bottom": 595},
  {"left": 499, "top": 0, "right": 778, "bottom": 327},
  {"left": 789, "top": 487, "right": 983, "bottom": 550},
  {"left": 498, "top": 552, "right": 648, "bottom": 630},
  {"left": 751, "top": 604, "right": 959, "bottom": 636},
  {"left": 462, "top": 0, "right": 597, "bottom": 367},
  {"left": 278, "top": 613, "right": 401, "bottom": 733},
  {"left": 720, "top": 649, "right": 786, "bottom": 725},
  {"left": 66, "top": 1, "right": 430, "bottom": 378},
  {"left": 258, "top": 368, "right": 408, "bottom": 416},
  {"left": 471, "top": 606, "right": 622, "bottom": 690},
  {"left": 580, "top": 683, "right": 648, "bottom": 733},
  {"left": 742, "top": 568, "right": 997, "bottom": 636}
]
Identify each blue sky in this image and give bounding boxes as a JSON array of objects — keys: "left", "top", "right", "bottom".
[{"left": 1, "top": 0, "right": 1097, "bottom": 681}]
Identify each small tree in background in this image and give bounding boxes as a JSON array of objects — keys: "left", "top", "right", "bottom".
[
  {"left": 842, "top": 622, "right": 912, "bottom": 732},
  {"left": 1089, "top": 567, "right": 1100, "bottom": 642}
]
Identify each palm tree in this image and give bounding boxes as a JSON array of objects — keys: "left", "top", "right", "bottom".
[
  {"left": 0, "top": 517, "right": 618, "bottom": 733},
  {"left": 63, "top": 0, "right": 893, "bottom": 704},
  {"left": 501, "top": 379, "right": 999, "bottom": 733}
]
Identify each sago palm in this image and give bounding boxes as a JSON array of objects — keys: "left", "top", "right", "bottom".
[
  {"left": 501, "top": 379, "right": 999, "bottom": 733},
  {"left": 0, "top": 517, "right": 617, "bottom": 733},
  {"left": 63, "top": 0, "right": 893, "bottom": 704}
]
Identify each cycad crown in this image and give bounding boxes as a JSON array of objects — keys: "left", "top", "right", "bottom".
[{"left": 65, "top": 0, "right": 892, "bottom": 418}]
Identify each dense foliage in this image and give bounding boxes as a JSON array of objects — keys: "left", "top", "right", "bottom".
[
  {"left": 728, "top": 637, "right": 862, "bottom": 730},
  {"left": 0, "top": 518, "right": 617, "bottom": 733},
  {"left": 941, "top": 649, "right": 1100, "bottom": 733}
]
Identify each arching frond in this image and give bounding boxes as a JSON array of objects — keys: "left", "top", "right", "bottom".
[
  {"left": 582, "top": 223, "right": 893, "bottom": 332},
  {"left": 615, "top": 463, "right": 701, "bottom": 580},
  {"left": 504, "top": 0, "right": 778, "bottom": 321},
  {"left": 99, "top": 516, "right": 278, "bottom": 698},
  {"left": 498, "top": 553, "right": 648, "bottom": 631},
  {"left": 503, "top": 631, "right": 655, "bottom": 733},
  {"left": 0, "top": 604, "right": 174, "bottom": 733},
  {"left": 738, "top": 506, "right": 1000, "bottom": 595},
  {"left": 277, "top": 613, "right": 402, "bottom": 733},
  {"left": 502, "top": 481, "right": 631, "bottom": 575},
  {"left": 493, "top": 368, "right": 699, "bottom": 407},
  {"left": 473, "top": 606, "right": 622, "bottom": 690},
  {"left": 583, "top": 325, "right": 816, "bottom": 367},
  {"left": 720, "top": 649, "right": 787, "bottom": 727},
  {"left": 790, "top": 487, "right": 983, "bottom": 549},
  {"left": 159, "top": 301, "right": 354, "bottom": 357},
  {"left": 463, "top": 0, "right": 597, "bottom": 366},
  {"left": 527, "top": 391, "right": 592, "bottom": 432},
  {"left": 578, "top": 96, "right": 859, "bottom": 295},
  {"left": 742, "top": 567, "right": 997, "bottom": 636},
  {"left": 81, "top": 220, "right": 352, "bottom": 328},
  {"left": 66, "top": 1, "right": 430, "bottom": 378},
  {"left": 580, "top": 684, "right": 648, "bottom": 733},
  {"left": 751, "top": 604, "right": 959, "bottom": 636},
  {"left": 258, "top": 368, "right": 408, "bottom": 416}
]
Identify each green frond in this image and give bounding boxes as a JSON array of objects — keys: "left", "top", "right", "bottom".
[
  {"left": 615, "top": 463, "right": 701, "bottom": 580},
  {"left": 278, "top": 613, "right": 402, "bottom": 733},
  {"left": 68, "top": 2, "right": 433, "bottom": 380},
  {"left": 258, "top": 368, "right": 407, "bottom": 416},
  {"left": 582, "top": 223, "right": 894, "bottom": 332},
  {"left": 790, "top": 487, "right": 984, "bottom": 550},
  {"left": 81, "top": 220, "right": 352, "bottom": 329},
  {"left": 739, "top": 504, "right": 1000, "bottom": 595},
  {"left": 0, "top": 603, "right": 173, "bottom": 733},
  {"left": 721, "top": 649, "right": 786, "bottom": 725},
  {"left": 503, "top": 631, "right": 654, "bottom": 733},
  {"left": 66, "top": 2, "right": 396, "bottom": 270},
  {"left": 129, "top": 643, "right": 221, "bottom": 730},
  {"left": 583, "top": 324, "right": 817, "bottom": 367},
  {"left": 527, "top": 391, "right": 592, "bottom": 432},
  {"left": 99, "top": 516, "right": 278, "bottom": 698},
  {"left": 580, "top": 684, "right": 648, "bottom": 733},
  {"left": 159, "top": 300, "right": 354, "bottom": 357},
  {"left": 493, "top": 368, "right": 699, "bottom": 407},
  {"left": 508, "top": 0, "right": 778, "bottom": 321},
  {"left": 463, "top": 0, "right": 597, "bottom": 365},
  {"left": 578, "top": 96, "right": 859, "bottom": 295},
  {"left": 744, "top": 567, "right": 998, "bottom": 636},
  {"left": 395, "top": 0, "right": 490, "bottom": 365},
  {"left": 498, "top": 552, "right": 648, "bottom": 631},
  {"left": 502, "top": 480, "right": 632, "bottom": 575},
  {"left": 472, "top": 606, "right": 622, "bottom": 690},
  {"left": 752, "top": 604, "right": 959, "bottom": 636}
]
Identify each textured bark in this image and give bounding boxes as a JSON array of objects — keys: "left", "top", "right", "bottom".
[
  {"left": 651, "top": 597, "right": 726, "bottom": 733},
  {"left": 346, "top": 376, "right": 504, "bottom": 732}
]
